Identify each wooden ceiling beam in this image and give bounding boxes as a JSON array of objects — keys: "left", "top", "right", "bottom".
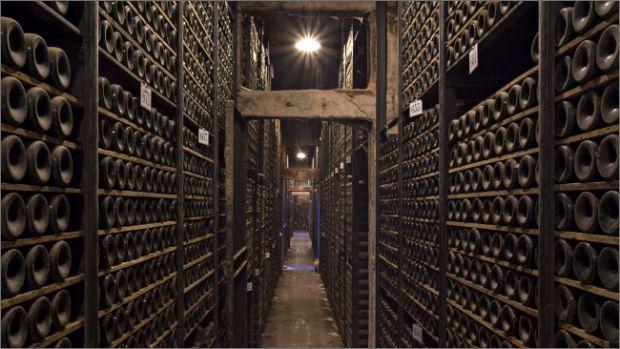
[
  {"left": 238, "top": 1, "right": 375, "bottom": 16},
  {"left": 282, "top": 167, "right": 320, "bottom": 180},
  {"left": 236, "top": 88, "right": 375, "bottom": 123}
]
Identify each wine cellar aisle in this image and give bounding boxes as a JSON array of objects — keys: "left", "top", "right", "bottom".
[
  {"left": 1, "top": 1, "right": 618, "bottom": 349},
  {"left": 261, "top": 231, "right": 343, "bottom": 348}
]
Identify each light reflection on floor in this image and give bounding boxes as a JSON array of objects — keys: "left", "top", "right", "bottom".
[{"left": 283, "top": 263, "right": 315, "bottom": 271}]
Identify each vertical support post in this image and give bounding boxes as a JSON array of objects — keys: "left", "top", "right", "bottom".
[
  {"left": 437, "top": 2, "right": 451, "bottom": 346},
  {"left": 82, "top": 3, "right": 99, "bottom": 347},
  {"left": 225, "top": 101, "right": 236, "bottom": 345},
  {"left": 351, "top": 126, "right": 359, "bottom": 347},
  {"left": 373, "top": 2, "right": 387, "bottom": 347},
  {"left": 396, "top": 77, "right": 405, "bottom": 348},
  {"left": 376, "top": 2, "right": 387, "bottom": 132},
  {"left": 397, "top": 1, "right": 403, "bottom": 126},
  {"left": 212, "top": 4, "right": 221, "bottom": 346},
  {"left": 211, "top": 3, "right": 226, "bottom": 346},
  {"left": 235, "top": 8, "right": 244, "bottom": 96},
  {"left": 225, "top": 102, "right": 248, "bottom": 347},
  {"left": 538, "top": 2, "right": 556, "bottom": 347},
  {"left": 174, "top": 2, "right": 185, "bottom": 345}
]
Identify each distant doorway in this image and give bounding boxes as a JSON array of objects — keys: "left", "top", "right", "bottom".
[{"left": 291, "top": 191, "right": 310, "bottom": 231}]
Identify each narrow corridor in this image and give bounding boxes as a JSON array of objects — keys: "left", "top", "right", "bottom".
[{"left": 260, "top": 232, "right": 343, "bottom": 348}]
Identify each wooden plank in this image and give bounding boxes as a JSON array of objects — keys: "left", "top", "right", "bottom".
[
  {"left": 97, "top": 148, "right": 176, "bottom": 172},
  {"left": 1, "top": 65, "right": 82, "bottom": 106},
  {"left": 447, "top": 220, "right": 539, "bottom": 236},
  {"left": 282, "top": 167, "right": 320, "bottom": 180},
  {"left": 556, "top": 230, "right": 618, "bottom": 245},
  {"left": 555, "top": 276, "right": 619, "bottom": 301},
  {"left": 96, "top": 188, "right": 177, "bottom": 199},
  {"left": 1, "top": 230, "right": 83, "bottom": 249},
  {"left": 97, "top": 221, "right": 176, "bottom": 236},
  {"left": 1, "top": 124, "right": 82, "bottom": 150},
  {"left": 183, "top": 146, "right": 215, "bottom": 163},
  {"left": 183, "top": 234, "right": 214, "bottom": 247},
  {"left": 449, "top": 147, "right": 539, "bottom": 174},
  {"left": 558, "top": 323, "right": 612, "bottom": 348},
  {"left": 447, "top": 299, "right": 527, "bottom": 348},
  {"left": 183, "top": 252, "right": 213, "bottom": 270},
  {"left": 236, "top": 88, "right": 375, "bottom": 122},
  {"left": 238, "top": 1, "right": 375, "bottom": 15},
  {"left": 98, "top": 272, "right": 177, "bottom": 318},
  {"left": 110, "top": 299, "right": 175, "bottom": 347},
  {"left": 289, "top": 185, "right": 312, "bottom": 192},
  {"left": 183, "top": 270, "right": 215, "bottom": 294},
  {"left": 150, "top": 323, "right": 177, "bottom": 348},
  {"left": 1, "top": 275, "right": 84, "bottom": 309},
  {"left": 183, "top": 290, "right": 213, "bottom": 317},
  {"left": 1, "top": 183, "right": 81, "bottom": 194},
  {"left": 29, "top": 318, "right": 85, "bottom": 348},
  {"left": 98, "top": 247, "right": 177, "bottom": 276}
]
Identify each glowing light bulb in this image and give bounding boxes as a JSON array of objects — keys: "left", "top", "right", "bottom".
[
  {"left": 295, "top": 37, "right": 321, "bottom": 53},
  {"left": 296, "top": 152, "right": 306, "bottom": 159}
]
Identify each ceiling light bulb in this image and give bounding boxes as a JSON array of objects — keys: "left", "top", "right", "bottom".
[
  {"left": 295, "top": 37, "right": 321, "bottom": 53},
  {"left": 296, "top": 152, "right": 306, "bottom": 159}
]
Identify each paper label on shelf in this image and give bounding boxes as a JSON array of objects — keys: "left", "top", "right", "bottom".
[
  {"left": 412, "top": 323, "right": 423, "bottom": 342},
  {"left": 346, "top": 155, "right": 351, "bottom": 164},
  {"left": 340, "top": 162, "right": 345, "bottom": 170},
  {"left": 409, "top": 100, "right": 423, "bottom": 118},
  {"left": 265, "top": 252, "right": 270, "bottom": 258},
  {"left": 469, "top": 43, "right": 479, "bottom": 74},
  {"left": 254, "top": 268, "right": 259, "bottom": 276},
  {"left": 198, "top": 128, "right": 210, "bottom": 145},
  {"left": 247, "top": 282, "right": 253, "bottom": 291},
  {"left": 140, "top": 82, "right": 152, "bottom": 110}
]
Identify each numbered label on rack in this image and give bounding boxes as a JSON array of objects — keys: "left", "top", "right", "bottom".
[
  {"left": 346, "top": 155, "right": 351, "bottom": 164},
  {"left": 247, "top": 282, "right": 253, "bottom": 292},
  {"left": 340, "top": 162, "right": 345, "bottom": 170},
  {"left": 140, "top": 82, "right": 152, "bottom": 111},
  {"left": 254, "top": 268, "right": 259, "bottom": 276},
  {"left": 409, "top": 99, "right": 423, "bottom": 118},
  {"left": 469, "top": 43, "right": 479, "bottom": 74},
  {"left": 198, "top": 128, "right": 210, "bottom": 145},
  {"left": 412, "top": 323, "right": 423, "bottom": 343},
  {"left": 265, "top": 252, "right": 270, "bottom": 258}
]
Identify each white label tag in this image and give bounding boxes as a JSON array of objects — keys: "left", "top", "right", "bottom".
[
  {"left": 247, "top": 282, "right": 253, "bottom": 291},
  {"left": 335, "top": 167, "right": 339, "bottom": 174},
  {"left": 469, "top": 43, "right": 479, "bottom": 74},
  {"left": 346, "top": 155, "right": 351, "bottom": 164},
  {"left": 412, "top": 323, "right": 423, "bottom": 342},
  {"left": 198, "top": 128, "right": 210, "bottom": 145},
  {"left": 254, "top": 268, "right": 259, "bottom": 276},
  {"left": 265, "top": 252, "right": 270, "bottom": 258},
  {"left": 140, "top": 82, "right": 152, "bottom": 110},
  {"left": 340, "top": 162, "right": 345, "bottom": 170},
  {"left": 409, "top": 100, "right": 423, "bottom": 118}
]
